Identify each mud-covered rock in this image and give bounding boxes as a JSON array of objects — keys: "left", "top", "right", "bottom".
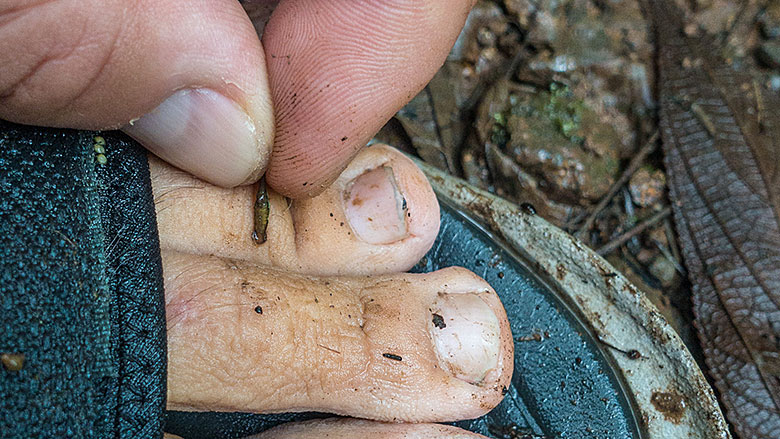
[
  {"left": 759, "top": 3, "right": 780, "bottom": 39},
  {"left": 629, "top": 167, "right": 666, "bottom": 208},
  {"left": 758, "top": 41, "right": 780, "bottom": 70},
  {"left": 478, "top": 79, "right": 621, "bottom": 207},
  {"left": 506, "top": 0, "right": 654, "bottom": 120}
]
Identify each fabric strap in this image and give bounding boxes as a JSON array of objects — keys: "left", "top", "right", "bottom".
[{"left": 0, "top": 121, "right": 166, "bottom": 439}]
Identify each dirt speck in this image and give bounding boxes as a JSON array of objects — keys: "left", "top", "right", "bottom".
[
  {"left": 650, "top": 390, "right": 686, "bottom": 423},
  {"left": 382, "top": 353, "right": 403, "bottom": 361},
  {"left": 556, "top": 263, "right": 567, "bottom": 280},
  {"left": 1, "top": 353, "right": 25, "bottom": 371}
]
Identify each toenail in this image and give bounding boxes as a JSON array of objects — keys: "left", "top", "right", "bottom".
[
  {"left": 429, "top": 292, "right": 501, "bottom": 385},
  {"left": 343, "top": 166, "right": 409, "bottom": 244}
]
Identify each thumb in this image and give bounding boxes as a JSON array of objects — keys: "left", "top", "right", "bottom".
[{"left": 0, "top": 0, "right": 273, "bottom": 187}]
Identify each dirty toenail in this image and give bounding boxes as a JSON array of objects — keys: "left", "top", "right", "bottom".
[
  {"left": 429, "top": 292, "right": 501, "bottom": 385},
  {"left": 343, "top": 166, "right": 409, "bottom": 244}
]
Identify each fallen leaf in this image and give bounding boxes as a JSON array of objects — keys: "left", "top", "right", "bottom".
[{"left": 648, "top": 1, "right": 780, "bottom": 437}]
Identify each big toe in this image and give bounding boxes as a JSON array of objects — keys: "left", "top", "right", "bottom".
[{"left": 164, "top": 251, "right": 513, "bottom": 422}]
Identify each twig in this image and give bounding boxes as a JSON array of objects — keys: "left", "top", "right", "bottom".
[
  {"left": 622, "top": 187, "right": 639, "bottom": 249},
  {"left": 663, "top": 217, "right": 686, "bottom": 274},
  {"left": 423, "top": 85, "right": 454, "bottom": 174},
  {"left": 655, "top": 240, "right": 687, "bottom": 275},
  {"left": 720, "top": 0, "right": 767, "bottom": 48},
  {"left": 503, "top": 43, "right": 529, "bottom": 81},
  {"left": 597, "top": 206, "right": 672, "bottom": 256},
  {"left": 573, "top": 131, "right": 659, "bottom": 237}
]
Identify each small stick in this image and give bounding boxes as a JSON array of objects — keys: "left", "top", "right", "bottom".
[
  {"left": 574, "top": 131, "right": 659, "bottom": 237},
  {"left": 655, "top": 240, "right": 687, "bottom": 275},
  {"left": 664, "top": 218, "right": 682, "bottom": 262},
  {"left": 754, "top": 79, "right": 765, "bottom": 132},
  {"left": 596, "top": 206, "right": 672, "bottom": 256},
  {"left": 596, "top": 336, "right": 642, "bottom": 360},
  {"left": 424, "top": 85, "right": 454, "bottom": 173},
  {"left": 622, "top": 187, "right": 639, "bottom": 249}
]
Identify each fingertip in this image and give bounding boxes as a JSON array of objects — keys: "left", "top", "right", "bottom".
[
  {"left": 263, "top": 0, "right": 474, "bottom": 198},
  {"left": 118, "top": 0, "right": 276, "bottom": 187}
]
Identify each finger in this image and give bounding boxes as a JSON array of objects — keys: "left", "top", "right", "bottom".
[
  {"left": 164, "top": 251, "right": 513, "bottom": 421},
  {"left": 0, "top": 0, "right": 273, "bottom": 187},
  {"left": 262, "top": 0, "right": 474, "bottom": 198},
  {"left": 152, "top": 144, "right": 439, "bottom": 276},
  {"left": 248, "top": 418, "right": 490, "bottom": 438}
]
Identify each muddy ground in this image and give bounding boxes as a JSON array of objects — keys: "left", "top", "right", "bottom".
[{"left": 376, "top": 0, "right": 780, "bottom": 363}]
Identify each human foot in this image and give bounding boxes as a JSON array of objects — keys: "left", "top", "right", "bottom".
[{"left": 154, "top": 144, "right": 513, "bottom": 435}]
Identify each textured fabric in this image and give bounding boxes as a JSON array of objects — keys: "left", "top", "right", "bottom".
[
  {"left": 0, "top": 121, "right": 166, "bottom": 439},
  {"left": 94, "top": 128, "right": 167, "bottom": 438}
]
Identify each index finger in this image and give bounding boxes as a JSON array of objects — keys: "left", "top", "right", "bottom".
[{"left": 262, "top": 0, "right": 474, "bottom": 198}]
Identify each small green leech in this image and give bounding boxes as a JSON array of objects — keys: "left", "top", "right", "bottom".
[{"left": 252, "top": 176, "right": 270, "bottom": 244}]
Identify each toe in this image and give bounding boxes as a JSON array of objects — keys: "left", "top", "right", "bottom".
[
  {"left": 153, "top": 144, "right": 439, "bottom": 275},
  {"left": 248, "top": 418, "right": 490, "bottom": 438},
  {"left": 164, "top": 252, "right": 513, "bottom": 422}
]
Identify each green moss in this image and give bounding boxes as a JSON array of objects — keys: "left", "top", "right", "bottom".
[
  {"left": 491, "top": 111, "right": 510, "bottom": 148},
  {"left": 545, "top": 83, "right": 585, "bottom": 143},
  {"left": 508, "top": 83, "right": 585, "bottom": 144},
  {"left": 497, "top": 82, "right": 622, "bottom": 201}
]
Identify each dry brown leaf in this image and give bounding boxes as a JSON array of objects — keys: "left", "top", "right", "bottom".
[{"left": 648, "top": 0, "right": 780, "bottom": 437}]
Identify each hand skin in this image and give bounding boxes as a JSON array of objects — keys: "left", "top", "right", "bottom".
[{"left": 0, "top": 0, "right": 474, "bottom": 193}]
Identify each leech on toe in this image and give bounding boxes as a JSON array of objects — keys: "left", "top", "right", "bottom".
[{"left": 252, "top": 176, "right": 270, "bottom": 244}]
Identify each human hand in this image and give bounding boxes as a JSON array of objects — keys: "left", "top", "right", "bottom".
[
  {"left": 0, "top": 0, "right": 473, "bottom": 195},
  {"left": 153, "top": 145, "right": 514, "bottom": 437}
]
